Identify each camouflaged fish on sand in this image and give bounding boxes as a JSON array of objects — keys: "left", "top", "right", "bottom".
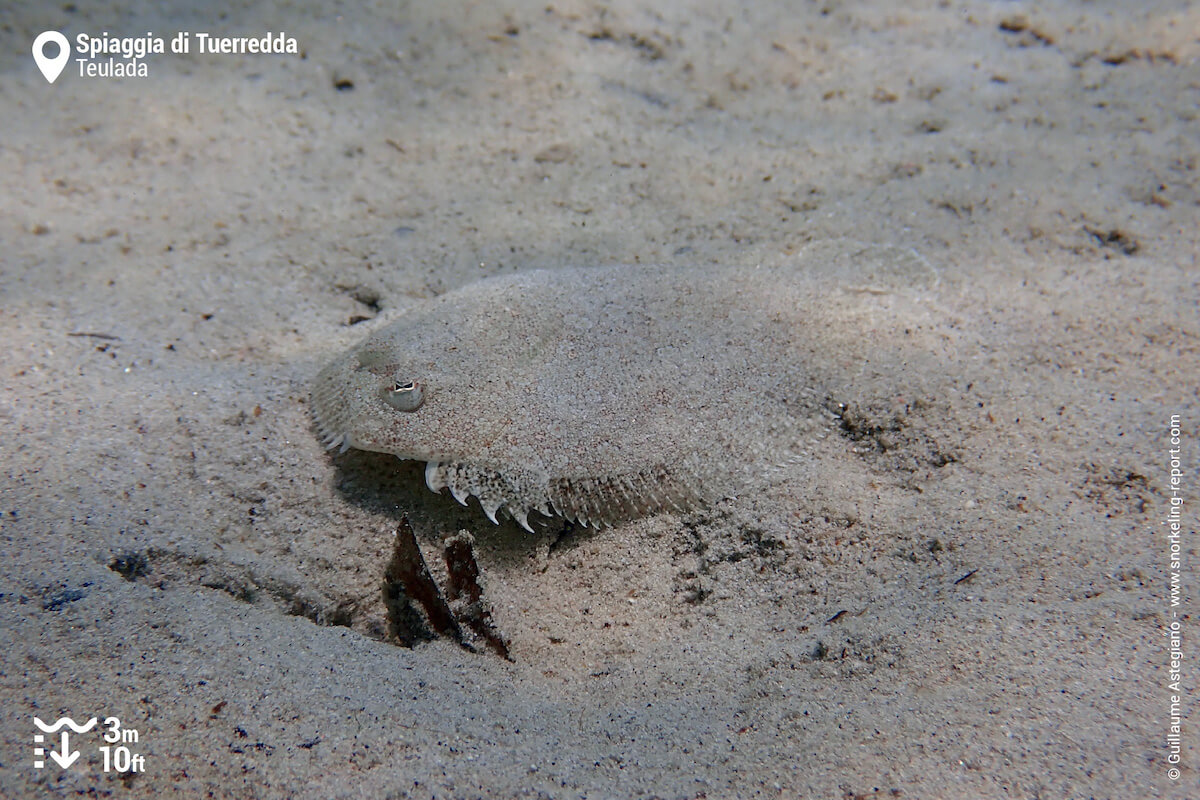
[{"left": 312, "top": 241, "right": 950, "bottom": 530}]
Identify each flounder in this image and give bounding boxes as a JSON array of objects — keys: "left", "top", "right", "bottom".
[{"left": 311, "top": 241, "right": 948, "bottom": 530}]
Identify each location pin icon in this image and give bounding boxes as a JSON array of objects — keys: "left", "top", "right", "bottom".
[{"left": 32, "top": 31, "right": 70, "bottom": 84}]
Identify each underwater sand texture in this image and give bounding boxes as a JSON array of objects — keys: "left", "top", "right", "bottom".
[{"left": 1, "top": 0, "right": 1196, "bottom": 797}]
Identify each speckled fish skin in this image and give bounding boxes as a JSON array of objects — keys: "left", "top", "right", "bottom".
[{"left": 311, "top": 241, "right": 947, "bottom": 530}]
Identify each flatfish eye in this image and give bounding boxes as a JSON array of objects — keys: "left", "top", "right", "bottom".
[{"left": 383, "top": 379, "right": 425, "bottom": 412}]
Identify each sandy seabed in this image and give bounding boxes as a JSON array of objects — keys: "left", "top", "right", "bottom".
[{"left": 1, "top": 1, "right": 1197, "bottom": 797}]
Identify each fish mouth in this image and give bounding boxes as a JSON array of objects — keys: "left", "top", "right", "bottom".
[
  {"left": 311, "top": 411, "right": 353, "bottom": 454},
  {"left": 310, "top": 357, "right": 362, "bottom": 454}
]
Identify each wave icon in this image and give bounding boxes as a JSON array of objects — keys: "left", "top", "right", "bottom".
[{"left": 34, "top": 717, "right": 98, "bottom": 734}]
